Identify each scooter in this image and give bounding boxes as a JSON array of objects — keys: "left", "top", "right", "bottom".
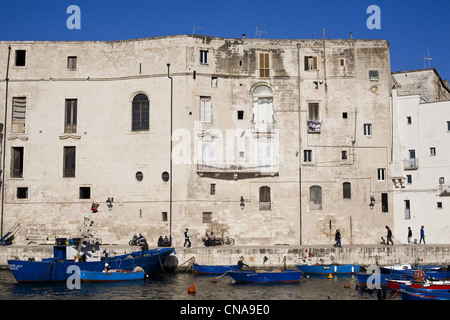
[{"left": 129, "top": 233, "right": 148, "bottom": 250}]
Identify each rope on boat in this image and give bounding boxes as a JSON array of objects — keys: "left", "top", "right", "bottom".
[
  {"left": 41, "top": 259, "right": 54, "bottom": 282},
  {"left": 157, "top": 249, "right": 165, "bottom": 274}
]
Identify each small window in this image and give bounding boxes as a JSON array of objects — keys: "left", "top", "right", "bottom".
[
  {"left": 304, "top": 150, "right": 312, "bottom": 162},
  {"left": 67, "top": 56, "right": 77, "bottom": 70},
  {"left": 364, "top": 123, "right": 372, "bottom": 136},
  {"left": 343, "top": 182, "right": 351, "bottom": 199},
  {"left": 259, "top": 186, "right": 271, "bottom": 210},
  {"left": 382, "top": 193, "right": 389, "bottom": 212},
  {"left": 369, "top": 70, "right": 379, "bottom": 80},
  {"left": 237, "top": 110, "right": 244, "bottom": 120},
  {"left": 79, "top": 187, "right": 91, "bottom": 199},
  {"left": 202, "top": 212, "right": 212, "bottom": 223},
  {"left": 200, "top": 50, "right": 209, "bottom": 64},
  {"left": 15, "top": 50, "right": 26, "bottom": 66},
  {"left": 437, "top": 202, "right": 443, "bottom": 209},
  {"left": 65, "top": 99, "right": 77, "bottom": 133},
  {"left": 211, "top": 77, "right": 218, "bottom": 87},
  {"left": 304, "top": 56, "right": 318, "bottom": 71},
  {"left": 200, "top": 97, "right": 212, "bottom": 123},
  {"left": 63, "top": 146, "right": 76, "bottom": 178},
  {"left": 210, "top": 183, "right": 216, "bottom": 195},
  {"left": 406, "top": 175, "right": 412, "bottom": 184},
  {"left": 377, "top": 168, "right": 386, "bottom": 181},
  {"left": 407, "top": 116, "right": 412, "bottom": 125},
  {"left": 259, "top": 53, "right": 270, "bottom": 78},
  {"left": 161, "top": 212, "right": 168, "bottom": 222},
  {"left": 339, "top": 58, "right": 345, "bottom": 67},
  {"left": 342, "top": 112, "right": 348, "bottom": 119},
  {"left": 17, "top": 187, "right": 28, "bottom": 199},
  {"left": 11, "top": 147, "right": 24, "bottom": 178},
  {"left": 341, "top": 150, "right": 347, "bottom": 160},
  {"left": 135, "top": 171, "right": 143, "bottom": 181},
  {"left": 447, "top": 121, "right": 450, "bottom": 131},
  {"left": 308, "top": 103, "right": 320, "bottom": 121},
  {"left": 430, "top": 147, "right": 436, "bottom": 156},
  {"left": 404, "top": 200, "right": 411, "bottom": 219}
]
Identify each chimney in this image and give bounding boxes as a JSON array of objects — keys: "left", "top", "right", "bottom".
[{"left": 242, "top": 34, "right": 246, "bottom": 39}]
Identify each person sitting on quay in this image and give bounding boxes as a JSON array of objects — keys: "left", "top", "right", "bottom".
[{"left": 157, "top": 236, "right": 164, "bottom": 247}]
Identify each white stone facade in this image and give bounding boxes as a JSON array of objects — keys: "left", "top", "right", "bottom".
[{"left": 0, "top": 35, "right": 394, "bottom": 246}]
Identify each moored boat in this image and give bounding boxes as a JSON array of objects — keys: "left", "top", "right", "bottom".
[
  {"left": 227, "top": 269, "right": 302, "bottom": 283},
  {"left": 296, "top": 264, "right": 360, "bottom": 275},
  {"left": 387, "top": 278, "right": 450, "bottom": 291},
  {"left": 193, "top": 262, "right": 241, "bottom": 275},
  {"left": 78, "top": 268, "right": 145, "bottom": 283},
  {"left": 399, "top": 284, "right": 450, "bottom": 300}
]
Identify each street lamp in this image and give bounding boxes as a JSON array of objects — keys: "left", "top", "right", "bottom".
[
  {"left": 369, "top": 195, "right": 375, "bottom": 210},
  {"left": 240, "top": 196, "right": 245, "bottom": 210},
  {"left": 106, "top": 197, "right": 114, "bottom": 211}
]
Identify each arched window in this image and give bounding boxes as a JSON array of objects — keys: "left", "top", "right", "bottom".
[
  {"left": 132, "top": 94, "right": 149, "bottom": 131},
  {"left": 252, "top": 85, "right": 274, "bottom": 132},
  {"left": 343, "top": 182, "right": 351, "bottom": 199},
  {"left": 310, "top": 185, "right": 322, "bottom": 210},
  {"left": 259, "top": 186, "right": 271, "bottom": 210}
]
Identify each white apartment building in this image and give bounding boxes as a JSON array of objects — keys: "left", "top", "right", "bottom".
[{"left": 391, "top": 69, "right": 450, "bottom": 244}]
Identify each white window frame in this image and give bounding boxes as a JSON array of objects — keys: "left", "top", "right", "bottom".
[
  {"left": 377, "top": 168, "right": 386, "bottom": 181},
  {"left": 200, "top": 97, "right": 212, "bottom": 123},
  {"left": 364, "top": 123, "right": 372, "bottom": 137},
  {"left": 200, "top": 50, "right": 209, "bottom": 64}
]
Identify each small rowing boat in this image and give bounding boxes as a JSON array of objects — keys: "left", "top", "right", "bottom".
[{"left": 227, "top": 269, "right": 302, "bottom": 283}]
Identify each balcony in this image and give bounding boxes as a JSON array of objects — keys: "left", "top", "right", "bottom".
[
  {"left": 404, "top": 158, "right": 419, "bottom": 170},
  {"left": 307, "top": 120, "right": 321, "bottom": 133},
  {"left": 439, "top": 185, "right": 450, "bottom": 197}
]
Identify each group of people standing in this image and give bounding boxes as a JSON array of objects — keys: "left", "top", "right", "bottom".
[
  {"left": 333, "top": 226, "right": 426, "bottom": 247},
  {"left": 182, "top": 228, "right": 217, "bottom": 248}
]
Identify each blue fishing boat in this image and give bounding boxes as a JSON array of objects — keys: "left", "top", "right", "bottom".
[
  {"left": 78, "top": 269, "right": 145, "bottom": 283},
  {"left": 227, "top": 270, "right": 302, "bottom": 283},
  {"left": 7, "top": 244, "right": 174, "bottom": 283},
  {"left": 399, "top": 284, "right": 450, "bottom": 300},
  {"left": 381, "top": 263, "right": 450, "bottom": 280},
  {"left": 296, "top": 264, "right": 360, "bottom": 275},
  {"left": 193, "top": 262, "right": 241, "bottom": 275}
]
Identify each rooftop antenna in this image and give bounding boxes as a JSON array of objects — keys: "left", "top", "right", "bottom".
[
  {"left": 424, "top": 46, "right": 432, "bottom": 68},
  {"left": 192, "top": 25, "right": 205, "bottom": 35},
  {"left": 255, "top": 25, "right": 269, "bottom": 39}
]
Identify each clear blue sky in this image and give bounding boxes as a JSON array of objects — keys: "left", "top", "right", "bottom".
[{"left": 1, "top": 0, "right": 449, "bottom": 80}]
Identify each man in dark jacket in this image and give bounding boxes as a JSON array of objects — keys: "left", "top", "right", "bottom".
[
  {"left": 386, "top": 226, "right": 394, "bottom": 245},
  {"left": 334, "top": 229, "right": 341, "bottom": 247}
]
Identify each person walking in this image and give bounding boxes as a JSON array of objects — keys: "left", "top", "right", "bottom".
[
  {"left": 407, "top": 227, "right": 412, "bottom": 245},
  {"left": 419, "top": 226, "right": 426, "bottom": 244},
  {"left": 385, "top": 226, "right": 394, "bottom": 245},
  {"left": 334, "top": 229, "right": 341, "bottom": 247},
  {"left": 184, "top": 228, "right": 191, "bottom": 248}
]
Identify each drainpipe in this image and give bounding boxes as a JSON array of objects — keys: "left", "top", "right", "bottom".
[
  {"left": 167, "top": 63, "right": 173, "bottom": 245},
  {"left": 1, "top": 46, "right": 11, "bottom": 237}
]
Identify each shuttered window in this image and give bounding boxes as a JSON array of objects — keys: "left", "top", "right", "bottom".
[
  {"left": 259, "top": 53, "right": 270, "bottom": 78},
  {"left": 65, "top": 99, "right": 77, "bottom": 133},
  {"left": 67, "top": 56, "right": 77, "bottom": 70},
  {"left": 200, "top": 97, "right": 212, "bottom": 123},
  {"left": 12, "top": 97, "right": 26, "bottom": 133},
  {"left": 63, "top": 146, "right": 76, "bottom": 178},
  {"left": 304, "top": 56, "right": 318, "bottom": 70}
]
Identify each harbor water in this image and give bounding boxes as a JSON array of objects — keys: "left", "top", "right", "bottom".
[{"left": 0, "top": 269, "right": 397, "bottom": 301}]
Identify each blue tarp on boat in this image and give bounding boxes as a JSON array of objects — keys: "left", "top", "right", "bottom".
[
  {"left": 227, "top": 270, "right": 302, "bottom": 283},
  {"left": 296, "top": 264, "right": 360, "bottom": 274}
]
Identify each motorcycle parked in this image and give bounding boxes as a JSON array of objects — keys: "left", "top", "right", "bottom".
[{"left": 129, "top": 233, "right": 148, "bottom": 250}]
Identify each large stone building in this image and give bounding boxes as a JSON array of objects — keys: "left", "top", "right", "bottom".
[
  {"left": 391, "top": 69, "right": 450, "bottom": 244},
  {"left": 0, "top": 35, "right": 393, "bottom": 246}
]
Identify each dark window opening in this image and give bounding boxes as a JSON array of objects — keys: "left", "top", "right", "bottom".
[
  {"left": 15, "top": 50, "right": 26, "bottom": 66},
  {"left": 343, "top": 182, "right": 351, "bottom": 199},
  {"left": 132, "top": 94, "right": 149, "bottom": 131},
  {"left": 17, "top": 187, "right": 28, "bottom": 199},
  {"left": 64, "top": 146, "right": 76, "bottom": 178},
  {"left": 237, "top": 110, "right": 244, "bottom": 120},
  {"left": 210, "top": 183, "right": 216, "bottom": 195},
  {"left": 11, "top": 147, "right": 24, "bottom": 178},
  {"left": 79, "top": 187, "right": 91, "bottom": 199},
  {"left": 65, "top": 99, "right": 77, "bottom": 133},
  {"left": 67, "top": 56, "right": 77, "bottom": 69},
  {"left": 382, "top": 193, "right": 389, "bottom": 213}
]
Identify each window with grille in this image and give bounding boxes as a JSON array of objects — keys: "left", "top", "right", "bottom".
[
  {"left": 259, "top": 53, "right": 270, "bottom": 78},
  {"left": 65, "top": 99, "right": 77, "bottom": 133},
  {"left": 369, "top": 70, "right": 379, "bottom": 80},
  {"left": 12, "top": 97, "right": 26, "bottom": 133},
  {"left": 132, "top": 94, "right": 149, "bottom": 131}
]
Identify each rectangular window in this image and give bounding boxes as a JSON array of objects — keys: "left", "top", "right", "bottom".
[
  {"left": 308, "top": 103, "right": 320, "bottom": 120},
  {"left": 382, "top": 193, "right": 388, "bottom": 212},
  {"left": 259, "top": 53, "right": 270, "bottom": 78},
  {"left": 404, "top": 200, "right": 411, "bottom": 219},
  {"left": 304, "top": 56, "right": 318, "bottom": 71},
  {"left": 65, "top": 99, "right": 77, "bottom": 133},
  {"left": 447, "top": 121, "right": 450, "bottom": 131},
  {"left": 237, "top": 110, "right": 244, "bottom": 120},
  {"left": 430, "top": 147, "right": 436, "bottom": 156},
  {"left": 377, "top": 168, "right": 385, "bottom": 181},
  {"left": 15, "top": 50, "right": 26, "bottom": 66},
  {"left": 437, "top": 202, "right": 443, "bottom": 209},
  {"left": 407, "top": 116, "right": 412, "bottom": 125},
  {"left": 406, "top": 175, "right": 412, "bottom": 184},
  {"left": 364, "top": 123, "right": 372, "bottom": 136},
  {"left": 211, "top": 76, "right": 218, "bottom": 87},
  {"left": 303, "top": 150, "right": 312, "bottom": 162},
  {"left": 79, "top": 187, "right": 90, "bottom": 199},
  {"left": 210, "top": 184, "right": 216, "bottom": 195},
  {"left": 341, "top": 150, "right": 347, "bottom": 160},
  {"left": 12, "top": 97, "right": 26, "bottom": 133},
  {"left": 202, "top": 212, "right": 212, "bottom": 223},
  {"left": 67, "top": 56, "right": 77, "bottom": 70},
  {"left": 200, "top": 50, "right": 208, "bottom": 64},
  {"left": 343, "top": 182, "right": 351, "bottom": 199},
  {"left": 200, "top": 97, "right": 211, "bottom": 123},
  {"left": 339, "top": 58, "right": 345, "bottom": 67},
  {"left": 11, "top": 147, "right": 24, "bottom": 178},
  {"left": 369, "top": 70, "right": 379, "bottom": 80},
  {"left": 63, "top": 146, "right": 76, "bottom": 178},
  {"left": 161, "top": 212, "right": 168, "bottom": 222},
  {"left": 16, "top": 187, "right": 28, "bottom": 199},
  {"left": 342, "top": 112, "right": 348, "bottom": 119}
]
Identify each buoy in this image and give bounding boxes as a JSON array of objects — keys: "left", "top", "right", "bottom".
[
  {"left": 344, "top": 282, "right": 350, "bottom": 288},
  {"left": 328, "top": 273, "right": 333, "bottom": 279},
  {"left": 212, "top": 277, "right": 217, "bottom": 283},
  {"left": 188, "top": 282, "right": 196, "bottom": 294}
]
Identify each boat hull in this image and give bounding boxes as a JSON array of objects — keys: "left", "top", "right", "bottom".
[
  {"left": 79, "top": 270, "right": 145, "bottom": 283},
  {"left": 387, "top": 279, "right": 450, "bottom": 291},
  {"left": 399, "top": 285, "right": 450, "bottom": 300},
  {"left": 296, "top": 264, "right": 360, "bottom": 275},
  {"left": 193, "top": 263, "right": 241, "bottom": 275},
  {"left": 227, "top": 270, "right": 301, "bottom": 283},
  {"left": 8, "top": 247, "right": 174, "bottom": 283}
]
